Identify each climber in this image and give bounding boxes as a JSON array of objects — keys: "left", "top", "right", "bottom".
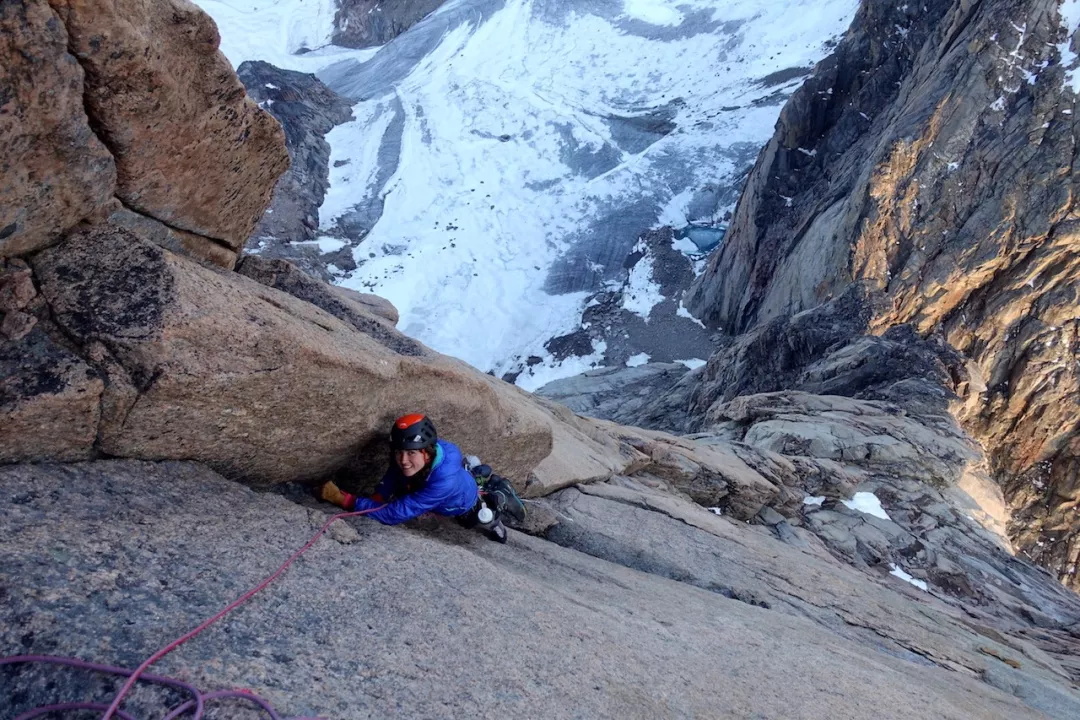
[{"left": 314, "top": 413, "right": 523, "bottom": 543}]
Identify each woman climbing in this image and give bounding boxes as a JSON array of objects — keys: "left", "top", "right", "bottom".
[{"left": 314, "top": 413, "right": 524, "bottom": 543}]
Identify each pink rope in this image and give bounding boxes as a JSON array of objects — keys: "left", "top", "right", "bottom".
[{"left": 1, "top": 506, "right": 382, "bottom": 720}]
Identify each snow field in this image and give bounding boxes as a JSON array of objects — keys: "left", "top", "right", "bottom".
[
  {"left": 195, "top": 0, "right": 379, "bottom": 72},
  {"left": 1058, "top": 0, "right": 1080, "bottom": 92},
  {"left": 889, "top": 564, "right": 929, "bottom": 592},
  {"left": 197, "top": 0, "right": 860, "bottom": 384},
  {"left": 331, "top": 0, "right": 858, "bottom": 381}
]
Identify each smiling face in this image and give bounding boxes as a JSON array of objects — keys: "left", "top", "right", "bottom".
[{"left": 395, "top": 449, "right": 429, "bottom": 477}]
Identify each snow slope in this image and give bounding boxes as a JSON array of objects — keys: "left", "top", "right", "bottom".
[
  {"left": 196, "top": 0, "right": 378, "bottom": 72},
  {"left": 195, "top": 0, "right": 859, "bottom": 387}
]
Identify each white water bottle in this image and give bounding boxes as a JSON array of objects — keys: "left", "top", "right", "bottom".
[{"left": 477, "top": 501, "right": 494, "bottom": 524}]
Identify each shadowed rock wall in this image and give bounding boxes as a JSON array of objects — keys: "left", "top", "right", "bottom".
[
  {"left": 684, "top": 0, "right": 1080, "bottom": 588},
  {"left": 333, "top": 0, "right": 446, "bottom": 48}
]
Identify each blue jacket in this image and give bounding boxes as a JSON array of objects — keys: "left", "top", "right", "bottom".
[{"left": 353, "top": 439, "right": 479, "bottom": 525}]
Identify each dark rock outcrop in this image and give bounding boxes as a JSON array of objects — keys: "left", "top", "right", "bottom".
[
  {"left": 0, "top": 327, "right": 102, "bottom": 463},
  {"left": 684, "top": 0, "right": 1080, "bottom": 588},
  {"left": 521, "top": 229, "right": 714, "bottom": 385},
  {"left": 535, "top": 362, "right": 693, "bottom": 422},
  {"left": 238, "top": 61, "right": 355, "bottom": 280},
  {"left": 687, "top": 285, "right": 971, "bottom": 427},
  {"left": 598, "top": 286, "right": 970, "bottom": 436},
  {"left": 236, "top": 254, "right": 410, "bottom": 350},
  {"left": 333, "top": 0, "right": 447, "bottom": 48}
]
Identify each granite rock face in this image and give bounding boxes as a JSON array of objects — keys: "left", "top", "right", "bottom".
[
  {"left": 50, "top": 0, "right": 289, "bottom": 254},
  {"left": 684, "top": 0, "right": 1080, "bottom": 588},
  {"left": 1, "top": 0, "right": 288, "bottom": 269},
  {"left": 0, "top": 327, "right": 102, "bottom": 464},
  {"left": 26, "top": 226, "right": 556, "bottom": 484},
  {"left": 4, "top": 460, "right": 1079, "bottom": 719},
  {"left": 0, "top": 0, "right": 116, "bottom": 257}
]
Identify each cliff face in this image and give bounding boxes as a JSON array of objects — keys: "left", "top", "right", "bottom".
[
  {"left": 238, "top": 61, "right": 356, "bottom": 280},
  {"left": 685, "top": 0, "right": 1080, "bottom": 588},
  {"left": 332, "top": 0, "right": 446, "bottom": 48},
  {"left": 4, "top": 3, "right": 1080, "bottom": 717},
  {"left": 0, "top": 0, "right": 785, "bottom": 498}
]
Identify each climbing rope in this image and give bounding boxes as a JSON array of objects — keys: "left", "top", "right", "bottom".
[{"left": 1, "top": 506, "right": 383, "bottom": 720}]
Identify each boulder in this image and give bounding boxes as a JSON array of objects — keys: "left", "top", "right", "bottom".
[
  {"left": 332, "top": 285, "right": 399, "bottom": 325},
  {"left": 29, "top": 224, "right": 556, "bottom": 483},
  {"left": 48, "top": 0, "right": 289, "bottom": 252},
  {"left": 0, "top": 0, "right": 116, "bottom": 257}
]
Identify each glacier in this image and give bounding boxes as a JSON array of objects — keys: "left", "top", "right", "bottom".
[{"left": 194, "top": 0, "right": 858, "bottom": 387}]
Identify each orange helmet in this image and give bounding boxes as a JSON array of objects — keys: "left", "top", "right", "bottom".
[{"left": 390, "top": 413, "right": 437, "bottom": 451}]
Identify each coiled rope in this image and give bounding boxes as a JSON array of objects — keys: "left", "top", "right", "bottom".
[{"left": 2, "top": 507, "right": 383, "bottom": 719}]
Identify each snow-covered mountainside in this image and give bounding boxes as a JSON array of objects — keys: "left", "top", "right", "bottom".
[{"left": 195, "top": 0, "right": 858, "bottom": 389}]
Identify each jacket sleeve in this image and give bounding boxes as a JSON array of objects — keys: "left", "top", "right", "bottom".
[
  {"left": 352, "top": 477, "right": 455, "bottom": 525},
  {"left": 369, "top": 470, "right": 396, "bottom": 503}
]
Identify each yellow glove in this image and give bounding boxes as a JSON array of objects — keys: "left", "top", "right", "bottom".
[{"left": 315, "top": 480, "right": 355, "bottom": 510}]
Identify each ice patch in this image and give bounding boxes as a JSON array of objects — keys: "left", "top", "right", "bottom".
[
  {"left": 803, "top": 495, "right": 826, "bottom": 506},
  {"left": 676, "top": 358, "right": 707, "bottom": 369},
  {"left": 656, "top": 187, "right": 696, "bottom": 229},
  {"left": 842, "top": 491, "right": 891, "bottom": 520},
  {"left": 889, "top": 563, "right": 929, "bottom": 591},
  {"left": 622, "top": 0, "right": 685, "bottom": 26},
  {"left": 515, "top": 340, "right": 608, "bottom": 392},
  {"left": 622, "top": 246, "right": 664, "bottom": 321},
  {"left": 672, "top": 235, "right": 700, "bottom": 255},
  {"left": 626, "top": 352, "right": 651, "bottom": 367},
  {"left": 1058, "top": 0, "right": 1080, "bottom": 92},
  {"left": 677, "top": 301, "right": 706, "bottom": 328},
  {"left": 707, "top": 506, "right": 723, "bottom": 516},
  {"left": 291, "top": 236, "right": 348, "bottom": 253}
]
